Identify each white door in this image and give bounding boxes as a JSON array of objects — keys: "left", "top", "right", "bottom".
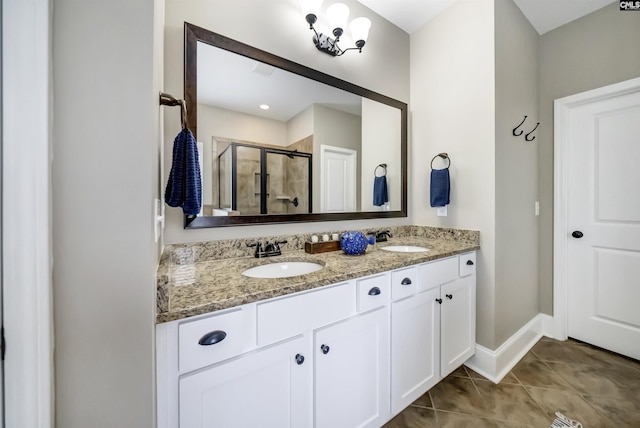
[
  {"left": 559, "top": 78, "right": 640, "bottom": 360},
  {"left": 180, "top": 336, "right": 312, "bottom": 428},
  {"left": 390, "top": 288, "right": 440, "bottom": 415},
  {"left": 314, "top": 308, "right": 389, "bottom": 428},
  {"left": 320, "top": 145, "right": 356, "bottom": 212}
]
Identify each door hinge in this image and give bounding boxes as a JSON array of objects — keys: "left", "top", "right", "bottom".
[{"left": 1, "top": 326, "right": 5, "bottom": 361}]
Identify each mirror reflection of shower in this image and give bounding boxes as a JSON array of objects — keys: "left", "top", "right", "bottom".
[{"left": 216, "top": 141, "right": 311, "bottom": 215}]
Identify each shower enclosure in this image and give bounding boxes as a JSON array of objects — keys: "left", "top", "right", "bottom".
[{"left": 218, "top": 142, "right": 312, "bottom": 215}]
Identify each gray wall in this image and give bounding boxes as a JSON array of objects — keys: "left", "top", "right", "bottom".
[
  {"left": 410, "top": 0, "right": 497, "bottom": 348},
  {"left": 494, "top": 0, "right": 540, "bottom": 346},
  {"left": 52, "top": 0, "right": 163, "bottom": 427},
  {"left": 163, "top": 0, "right": 410, "bottom": 244},
  {"left": 538, "top": 3, "right": 640, "bottom": 314}
]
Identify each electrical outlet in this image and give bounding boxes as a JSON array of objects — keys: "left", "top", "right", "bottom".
[
  {"left": 437, "top": 206, "right": 448, "bottom": 217},
  {"left": 535, "top": 201, "right": 540, "bottom": 216}
]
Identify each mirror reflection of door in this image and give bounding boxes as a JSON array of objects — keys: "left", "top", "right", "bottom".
[{"left": 320, "top": 145, "right": 357, "bottom": 213}]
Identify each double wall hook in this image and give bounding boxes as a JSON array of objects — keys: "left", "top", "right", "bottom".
[{"left": 513, "top": 115, "right": 539, "bottom": 142}]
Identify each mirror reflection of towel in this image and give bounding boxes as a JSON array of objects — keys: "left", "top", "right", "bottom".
[
  {"left": 373, "top": 175, "right": 389, "bottom": 206},
  {"left": 430, "top": 168, "right": 450, "bottom": 207},
  {"left": 165, "top": 128, "right": 202, "bottom": 215}
]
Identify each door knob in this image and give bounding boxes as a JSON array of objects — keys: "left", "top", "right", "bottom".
[
  {"left": 571, "top": 231, "right": 584, "bottom": 239},
  {"left": 320, "top": 344, "right": 330, "bottom": 354},
  {"left": 435, "top": 298, "right": 443, "bottom": 304},
  {"left": 295, "top": 354, "right": 305, "bottom": 365},
  {"left": 446, "top": 294, "right": 453, "bottom": 300}
]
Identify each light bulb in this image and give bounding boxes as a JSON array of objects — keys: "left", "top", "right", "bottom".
[
  {"left": 299, "top": 0, "right": 323, "bottom": 25},
  {"left": 326, "top": 3, "right": 349, "bottom": 36},
  {"left": 349, "top": 17, "right": 371, "bottom": 45}
]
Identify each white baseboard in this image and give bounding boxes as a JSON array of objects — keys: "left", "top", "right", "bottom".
[{"left": 464, "top": 313, "right": 554, "bottom": 383}]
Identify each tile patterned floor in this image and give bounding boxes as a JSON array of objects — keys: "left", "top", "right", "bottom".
[{"left": 385, "top": 337, "right": 640, "bottom": 427}]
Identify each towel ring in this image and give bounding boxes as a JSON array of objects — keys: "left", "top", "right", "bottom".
[
  {"left": 160, "top": 92, "right": 189, "bottom": 129},
  {"left": 374, "top": 163, "right": 387, "bottom": 177},
  {"left": 430, "top": 153, "right": 451, "bottom": 170}
]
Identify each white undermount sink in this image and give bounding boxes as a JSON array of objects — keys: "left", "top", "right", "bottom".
[
  {"left": 380, "top": 245, "right": 430, "bottom": 253},
  {"left": 242, "top": 261, "right": 324, "bottom": 278}
]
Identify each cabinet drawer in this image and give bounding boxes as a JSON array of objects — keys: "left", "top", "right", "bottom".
[
  {"left": 257, "top": 281, "right": 356, "bottom": 346},
  {"left": 418, "top": 256, "right": 458, "bottom": 291},
  {"left": 391, "top": 266, "right": 417, "bottom": 300},
  {"left": 178, "top": 308, "right": 251, "bottom": 374},
  {"left": 459, "top": 252, "right": 476, "bottom": 277},
  {"left": 357, "top": 272, "right": 390, "bottom": 312}
]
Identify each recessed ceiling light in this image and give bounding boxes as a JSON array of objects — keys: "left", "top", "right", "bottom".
[{"left": 260, "top": 104, "right": 270, "bottom": 110}]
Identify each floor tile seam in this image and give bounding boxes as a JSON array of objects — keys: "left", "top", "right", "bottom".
[
  {"left": 434, "top": 408, "right": 540, "bottom": 427},
  {"left": 535, "top": 357, "right": 582, "bottom": 394},
  {"left": 522, "top": 383, "right": 617, "bottom": 425},
  {"left": 520, "top": 383, "right": 564, "bottom": 417},
  {"left": 570, "top": 391, "right": 617, "bottom": 426}
]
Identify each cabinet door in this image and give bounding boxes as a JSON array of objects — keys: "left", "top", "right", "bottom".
[
  {"left": 180, "top": 336, "right": 312, "bottom": 428},
  {"left": 440, "top": 275, "right": 476, "bottom": 377},
  {"left": 315, "top": 308, "right": 390, "bottom": 428},
  {"left": 390, "top": 288, "right": 440, "bottom": 415}
]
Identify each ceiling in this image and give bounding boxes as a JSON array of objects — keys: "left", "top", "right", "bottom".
[{"left": 356, "top": 0, "right": 617, "bottom": 35}]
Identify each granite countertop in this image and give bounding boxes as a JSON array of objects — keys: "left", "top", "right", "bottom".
[{"left": 156, "top": 227, "right": 479, "bottom": 323}]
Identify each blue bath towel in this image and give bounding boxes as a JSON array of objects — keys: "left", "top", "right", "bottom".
[
  {"left": 430, "top": 168, "right": 450, "bottom": 207},
  {"left": 165, "top": 128, "right": 202, "bottom": 215},
  {"left": 373, "top": 175, "right": 389, "bottom": 206}
]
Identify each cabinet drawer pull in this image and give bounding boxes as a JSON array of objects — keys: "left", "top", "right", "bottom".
[
  {"left": 368, "top": 287, "right": 381, "bottom": 296},
  {"left": 466, "top": 260, "right": 474, "bottom": 266},
  {"left": 198, "top": 330, "right": 227, "bottom": 346},
  {"left": 320, "top": 344, "right": 330, "bottom": 354},
  {"left": 435, "top": 298, "right": 443, "bottom": 304},
  {"left": 295, "top": 354, "right": 305, "bottom": 365},
  {"left": 401, "top": 277, "right": 412, "bottom": 285},
  {"left": 446, "top": 294, "right": 453, "bottom": 300}
]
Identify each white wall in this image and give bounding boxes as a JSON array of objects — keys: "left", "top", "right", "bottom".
[
  {"left": 52, "top": 0, "right": 163, "bottom": 426},
  {"left": 197, "top": 103, "right": 289, "bottom": 147},
  {"left": 494, "top": 0, "right": 539, "bottom": 346},
  {"left": 538, "top": 3, "right": 640, "bottom": 314},
  {"left": 163, "top": 0, "right": 410, "bottom": 244},
  {"left": 410, "top": 0, "right": 497, "bottom": 347},
  {"left": 361, "top": 98, "right": 401, "bottom": 211}
]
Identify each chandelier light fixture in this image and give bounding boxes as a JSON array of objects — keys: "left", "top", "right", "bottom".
[{"left": 299, "top": 0, "right": 372, "bottom": 56}]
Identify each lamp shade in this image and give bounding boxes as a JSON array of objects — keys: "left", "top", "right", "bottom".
[
  {"left": 298, "top": 0, "right": 323, "bottom": 18},
  {"left": 349, "top": 17, "right": 371, "bottom": 43},
  {"left": 326, "top": 3, "right": 349, "bottom": 31}
]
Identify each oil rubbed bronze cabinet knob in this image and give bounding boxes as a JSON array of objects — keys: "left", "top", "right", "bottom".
[{"left": 572, "top": 231, "right": 583, "bottom": 239}]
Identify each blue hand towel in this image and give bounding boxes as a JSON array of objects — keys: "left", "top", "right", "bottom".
[
  {"left": 430, "top": 168, "right": 450, "bottom": 207},
  {"left": 165, "top": 128, "right": 202, "bottom": 216},
  {"left": 373, "top": 175, "right": 389, "bottom": 206}
]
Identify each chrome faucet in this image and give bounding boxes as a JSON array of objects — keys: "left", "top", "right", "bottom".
[{"left": 247, "top": 240, "right": 288, "bottom": 258}]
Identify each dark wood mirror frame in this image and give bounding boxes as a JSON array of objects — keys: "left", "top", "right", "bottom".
[{"left": 183, "top": 22, "right": 407, "bottom": 228}]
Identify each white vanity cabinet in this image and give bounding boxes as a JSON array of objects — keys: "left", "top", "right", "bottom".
[
  {"left": 315, "top": 307, "right": 389, "bottom": 428},
  {"left": 157, "top": 251, "right": 476, "bottom": 428},
  {"left": 390, "top": 252, "right": 477, "bottom": 414},
  {"left": 179, "top": 335, "right": 312, "bottom": 428}
]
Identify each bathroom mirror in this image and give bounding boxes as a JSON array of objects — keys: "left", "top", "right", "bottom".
[{"left": 183, "top": 22, "right": 407, "bottom": 228}]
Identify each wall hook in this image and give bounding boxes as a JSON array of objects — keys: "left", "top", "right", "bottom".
[
  {"left": 525, "top": 122, "right": 539, "bottom": 142},
  {"left": 513, "top": 115, "right": 527, "bottom": 136}
]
